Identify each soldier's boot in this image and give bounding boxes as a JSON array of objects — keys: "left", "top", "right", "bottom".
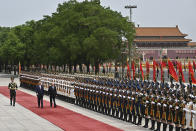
[
  {"left": 150, "top": 120, "right": 155, "bottom": 130},
  {"left": 138, "top": 116, "right": 142, "bottom": 125},
  {"left": 116, "top": 110, "right": 119, "bottom": 118},
  {"left": 112, "top": 109, "right": 115, "bottom": 117},
  {"left": 105, "top": 108, "right": 108, "bottom": 115},
  {"left": 143, "top": 118, "right": 149, "bottom": 128},
  {"left": 129, "top": 114, "right": 132, "bottom": 123},
  {"left": 109, "top": 108, "right": 112, "bottom": 116},
  {"left": 124, "top": 113, "right": 127, "bottom": 121},
  {"left": 98, "top": 105, "right": 101, "bottom": 112},
  {"left": 175, "top": 127, "right": 180, "bottom": 131},
  {"left": 154, "top": 122, "right": 161, "bottom": 131},
  {"left": 162, "top": 123, "right": 167, "bottom": 131},
  {"left": 102, "top": 106, "right": 105, "bottom": 114},
  {"left": 120, "top": 110, "right": 123, "bottom": 120},
  {"left": 181, "top": 128, "right": 186, "bottom": 131},
  {"left": 104, "top": 107, "right": 107, "bottom": 115},
  {"left": 133, "top": 115, "right": 137, "bottom": 124},
  {"left": 169, "top": 125, "right": 173, "bottom": 131}
]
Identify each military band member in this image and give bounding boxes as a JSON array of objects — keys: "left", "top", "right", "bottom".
[{"left": 8, "top": 77, "right": 18, "bottom": 106}]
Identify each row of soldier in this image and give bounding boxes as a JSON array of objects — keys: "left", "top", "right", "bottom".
[
  {"left": 73, "top": 76, "right": 196, "bottom": 131},
  {"left": 20, "top": 71, "right": 196, "bottom": 131},
  {"left": 20, "top": 72, "right": 75, "bottom": 97}
]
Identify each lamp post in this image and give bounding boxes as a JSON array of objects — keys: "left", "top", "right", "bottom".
[{"left": 125, "top": 5, "right": 137, "bottom": 22}]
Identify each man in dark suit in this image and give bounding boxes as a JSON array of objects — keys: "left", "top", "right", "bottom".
[
  {"left": 48, "top": 82, "right": 57, "bottom": 107},
  {"left": 36, "top": 82, "right": 44, "bottom": 108}
]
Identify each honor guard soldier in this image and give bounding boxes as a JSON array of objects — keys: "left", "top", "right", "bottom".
[
  {"left": 185, "top": 96, "right": 193, "bottom": 130},
  {"left": 161, "top": 96, "right": 168, "bottom": 131},
  {"left": 155, "top": 95, "right": 162, "bottom": 131},
  {"left": 179, "top": 96, "right": 186, "bottom": 131},
  {"left": 150, "top": 93, "right": 156, "bottom": 130},
  {"left": 136, "top": 89, "right": 143, "bottom": 125},
  {"left": 168, "top": 95, "right": 175, "bottom": 131},
  {"left": 192, "top": 98, "right": 196, "bottom": 131},
  {"left": 125, "top": 88, "right": 131, "bottom": 122},
  {"left": 143, "top": 91, "right": 150, "bottom": 128},
  {"left": 108, "top": 87, "right": 114, "bottom": 116},
  {"left": 8, "top": 77, "right": 18, "bottom": 106},
  {"left": 174, "top": 97, "right": 181, "bottom": 131},
  {"left": 132, "top": 90, "right": 137, "bottom": 124}
]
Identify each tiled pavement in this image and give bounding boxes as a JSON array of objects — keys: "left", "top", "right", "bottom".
[{"left": 0, "top": 94, "right": 63, "bottom": 131}]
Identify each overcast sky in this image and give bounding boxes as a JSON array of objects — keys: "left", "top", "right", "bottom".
[{"left": 0, "top": 0, "right": 195, "bottom": 41}]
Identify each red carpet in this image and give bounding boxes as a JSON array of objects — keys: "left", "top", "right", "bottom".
[{"left": 0, "top": 86, "right": 122, "bottom": 131}]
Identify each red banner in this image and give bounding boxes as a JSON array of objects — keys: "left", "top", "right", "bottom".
[
  {"left": 168, "top": 59, "right": 178, "bottom": 81},
  {"left": 153, "top": 60, "right": 157, "bottom": 82},
  {"left": 161, "top": 61, "right": 166, "bottom": 81},
  {"left": 131, "top": 61, "right": 135, "bottom": 79},
  {"left": 127, "top": 60, "right": 131, "bottom": 80},
  {"left": 146, "top": 60, "right": 150, "bottom": 76},
  {"left": 177, "top": 62, "right": 185, "bottom": 83},
  {"left": 188, "top": 61, "right": 196, "bottom": 84},
  {"left": 140, "top": 61, "right": 144, "bottom": 81}
]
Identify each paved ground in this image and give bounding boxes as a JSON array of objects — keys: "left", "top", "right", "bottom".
[
  {"left": 0, "top": 73, "right": 153, "bottom": 131},
  {"left": 0, "top": 94, "right": 63, "bottom": 131}
]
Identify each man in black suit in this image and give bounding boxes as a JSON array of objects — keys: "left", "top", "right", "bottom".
[
  {"left": 48, "top": 82, "right": 57, "bottom": 107},
  {"left": 36, "top": 82, "right": 44, "bottom": 108}
]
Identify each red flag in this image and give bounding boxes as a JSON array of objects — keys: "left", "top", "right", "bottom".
[
  {"left": 19, "top": 61, "right": 21, "bottom": 74},
  {"left": 193, "top": 60, "right": 196, "bottom": 69},
  {"left": 177, "top": 62, "right": 185, "bottom": 82},
  {"left": 140, "top": 61, "right": 144, "bottom": 81},
  {"left": 146, "top": 60, "right": 150, "bottom": 76},
  {"left": 131, "top": 61, "right": 135, "bottom": 79},
  {"left": 153, "top": 60, "right": 157, "bottom": 82},
  {"left": 161, "top": 60, "right": 166, "bottom": 81},
  {"left": 127, "top": 60, "right": 131, "bottom": 80},
  {"left": 168, "top": 59, "right": 178, "bottom": 81},
  {"left": 188, "top": 61, "right": 196, "bottom": 84}
]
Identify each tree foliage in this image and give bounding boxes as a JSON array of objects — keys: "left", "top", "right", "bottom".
[{"left": 0, "top": 0, "right": 135, "bottom": 74}]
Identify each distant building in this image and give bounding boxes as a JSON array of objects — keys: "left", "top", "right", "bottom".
[{"left": 134, "top": 25, "right": 196, "bottom": 60}]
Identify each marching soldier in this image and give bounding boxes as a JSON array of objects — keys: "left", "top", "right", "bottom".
[{"left": 8, "top": 77, "right": 18, "bottom": 106}]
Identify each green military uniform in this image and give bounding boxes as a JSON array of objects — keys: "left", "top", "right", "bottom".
[{"left": 8, "top": 82, "right": 18, "bottom": 106}]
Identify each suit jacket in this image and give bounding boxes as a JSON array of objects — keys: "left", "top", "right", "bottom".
[
  {"left": 36, "top": 85, "right": 44, "bottom": 96},
  {"left": 48, "top": 86, "right": 57, "bottom": 97}
]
